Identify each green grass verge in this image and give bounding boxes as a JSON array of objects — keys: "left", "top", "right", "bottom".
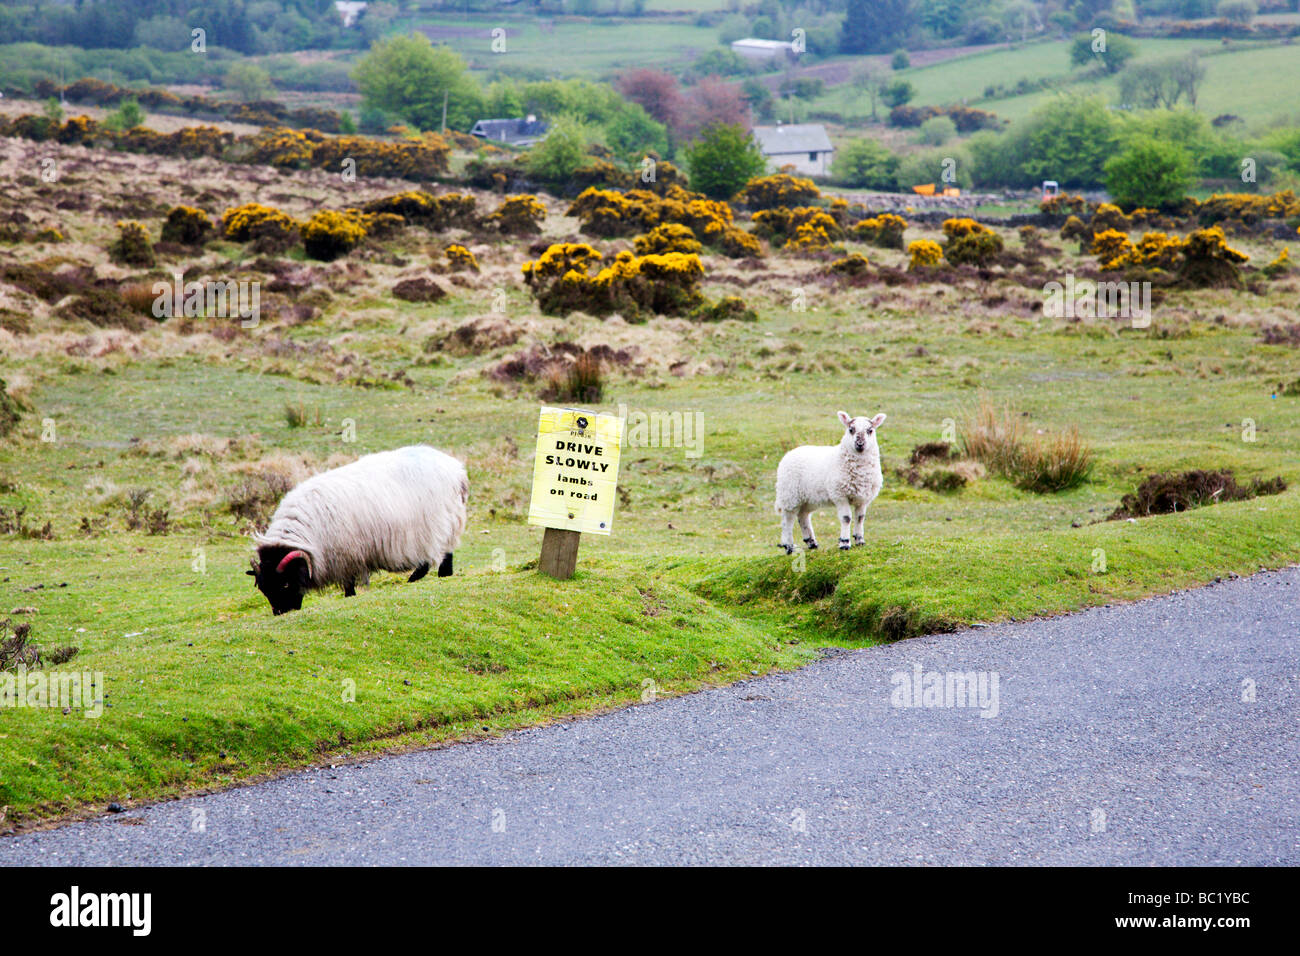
[
  {"left": 684, "top": 492, "right": 1300, "bottom": 641},
  {"left": 0, "top": 544, "right": 814, "bottom": 823}
]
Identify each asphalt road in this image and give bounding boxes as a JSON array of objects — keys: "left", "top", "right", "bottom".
[{"left": 3, "top": 567, "right": 1297, "bottom": 866}]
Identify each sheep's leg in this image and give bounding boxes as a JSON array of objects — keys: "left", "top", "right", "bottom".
[
  {"left": 779, "top": 511, "right": 796, "bottom": 554},
  {"left": 835, "top": 500, "right": 854, "bottom": 550},
  {"left": 798, "top": 509, "right": 817, "bottom": 550},
  {"left": 408, "top": 562, "right": 431, "bottom": 583},
  {"left": 343, "top": 579, "right": 356, "bottom": 598},
  {"left": 437, "top": 552, "right": 454, "bottom": 577},
  {"left": 852, "top": 503, "right": 867, "bottom": 547}
]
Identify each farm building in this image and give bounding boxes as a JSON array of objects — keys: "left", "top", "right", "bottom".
[
  {"left": 730, "top": 38, "right": 797, "bottom": 62},
  {"left": 333, "top": 1, "right": 367, "bottom": 27},
  {"left": 469, "top": 116, "right": 550, "bottom": 147},
  {"left": 752, "top": 124, "right": 835, "bottom": 177}
]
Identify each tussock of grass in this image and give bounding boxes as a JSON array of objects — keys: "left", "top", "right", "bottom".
[
  {"left": 539, "top": 350, "right": 604, "bottom": 404},
  {"left": 1109, "top": 469, "right": 1287, "bottom": 520},
  {"left": 960, "top": 394, "right": 1094, "bottom": 493}
]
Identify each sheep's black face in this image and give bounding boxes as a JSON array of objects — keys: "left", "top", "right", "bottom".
[{"left": 248, "top": 546, "right": 311, "bottom": 616}]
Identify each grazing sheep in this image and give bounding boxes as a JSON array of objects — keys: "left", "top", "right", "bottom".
[
  {"left": 775, "top": 411, "right": 887, "bottom": 553},
  {"left": 248, "top": 445, "right": 468, "bottom": 615}
]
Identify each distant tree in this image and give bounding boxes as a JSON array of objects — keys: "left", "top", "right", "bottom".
[
  {"left": 915, "top": 0, "right": 969, "bottom": 38},
  {"left": 1217, "top": 0, "right": 1257, "bottom": 24},
  {"left": 679, "top": 75, "right": 752, "bottom": 142},
  {"left": 1068, "top": 0, "right": 1114, "bottom": 28},
  {"left": 891, "top": 49, "right": 910, "bottom": 70},
  {"left": 483, "top": 80, "right": 525, "bottom": 119},
  {"left": 684, "top": 123, "right": 768, "bottom": 199},
  {"left": 1169, "top": 54, "right": 1207, "bottom": 109},
  {"left": 103, "top": 97, "right": 144, "bottom": 132},
  {"left": 881, "top": 79, "right": 915, "bottom": 108},
  {"left": 1119, "top": 54, "right": 1206, "bottom": 109},
  {"left": 692, "top": 48, "right": 750, "bottom": 78},
  {"left": 526, "top": 116, "right": 592, "bottom": 183},
  {"left": 607, "top": 105, "right": 670, "bottom": 163},
  {"left": 131, "top": 15, "right": 192, "bottom": 51},
  {"left": 618, "top": 68, "right": 686, "bottom": 139},
  {"left": 918, "top": 115, "right": 957, "bottom": 145},
  {"left": 897, "top": 146, "right": 973, "bottom": 189},
  {"left": 1070, "top": 32, "right": 1138, "bottom": 74},
  {"left": 43, "top": 97, "right": 64, "bottom": 124},
  {"left": 965, "top": 16, "right": 1003, "bottom": 44},
  {"left": 852, "top": 67, "right": 887, "bottom": 121},
  {"left": 971, "top": 94, "right": 1119, "bottom": 188},
  {"left": 352, "top": 33, "right": 482, "bottom": 132},
  {"left": 224, "top": 62, "right": 274, "bottom": 103},
  {"left": 1105, "top": 137, "right": 1193, "bottom": 208},
  {"left": 833, "top": 138, "right": 900, "bottom": 188},
  {"left": 841, "top": 0, "right": 912, "bottom": 55},
  {"left": 741, "top": 77, "right": 775, "bottom": 122},
  {"left": 359, "top": 2, "right": 399, "bottom": 44},
  {"left": 780, "top": 77, "right": 825, "bottom": 101}
]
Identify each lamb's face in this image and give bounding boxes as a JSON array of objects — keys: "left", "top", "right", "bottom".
[
  {"left": 836, "top": 411, "right": 887, "bottom": 455},
  {"left": 248, "top": 546, "right": 311, "bottom": 615}
]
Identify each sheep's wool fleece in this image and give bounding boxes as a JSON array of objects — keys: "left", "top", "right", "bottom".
[
  {"left": 257, "top": 445, "right": 468, "bottom": 587},
  {"left": 775, "top": 444, "right": 883, "bottom": 512}
]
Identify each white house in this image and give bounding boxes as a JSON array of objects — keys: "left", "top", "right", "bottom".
[
  {"left": 469, "top": 115, "right": 550, "bottom": 147},
  {"left": 752, "top": 124, "right": 835, "bottom": 177},
  {"left": 334, "top": 1, "right": 367, "bottom": 27},
  {"left": 730, "top": 38, "right": 797, "bottom": 62}
]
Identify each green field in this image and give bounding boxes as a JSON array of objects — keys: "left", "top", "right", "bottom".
[
  {"left": 2, "top": 135, "right": 1299, "bottom": 826},
  {"left": 391, "top": 15, "right": 723, "bottom": 76},
  {"left": 814, "top": 37, "right": 1300, "bottom": 127}
]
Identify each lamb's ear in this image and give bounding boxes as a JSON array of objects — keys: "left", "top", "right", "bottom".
[
  {"left": 871, "top": 413, "right": 887, "bottom": 429},
  {"left": 837, "top": 410, "right": 852, "bottom": 427}
]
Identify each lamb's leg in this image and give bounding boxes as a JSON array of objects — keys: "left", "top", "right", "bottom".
[
  {"left": 437, "top": 552, "right": 454, "bottom": 577},
  {"left": 343, "top": 579, "right": 356, "bottom": 597},
  {"left": 408, "top": 562, "right": 431, "bottom": 583},
  {"left": 779, "top": 510, "right": 796, "bottom": 554},
  {"left": 835, "top": 500, "right": 854, "bottom": 550},
  {"left": 798, "top": 509, "right": 817, "bottom": 550},
  {"left": 852, "top": 503, "right": 866, "bottom": 547}
]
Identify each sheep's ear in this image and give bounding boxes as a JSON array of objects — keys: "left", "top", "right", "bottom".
[
  {"left": 837, "top": 410, "right": 852, "bottom": 427},
  {"left": 871, "top": 413, "right": 887, "bottom": 429}
]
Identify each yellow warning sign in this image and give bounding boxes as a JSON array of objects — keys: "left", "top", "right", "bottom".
[{"left": 527, "top": 407, "right": 623, "bottom": 536}]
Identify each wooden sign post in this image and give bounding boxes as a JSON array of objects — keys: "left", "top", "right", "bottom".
[{"left": 528, "top": 407, "right": 623, "bottom": 580}]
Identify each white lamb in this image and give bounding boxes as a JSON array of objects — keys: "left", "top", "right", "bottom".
[{"left": 775, "top": 410, "right": 887, "bottom": 553}]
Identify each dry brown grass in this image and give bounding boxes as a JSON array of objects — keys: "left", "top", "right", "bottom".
[{"left": 960, "top": 393, "right": 1094, "bottom": 493}]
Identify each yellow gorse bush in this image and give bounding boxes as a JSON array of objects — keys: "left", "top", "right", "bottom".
[
  {"left": 220, "top": 203, "right": 300, "bottom": 242},
  {"left": 301, "top": 210, "right": 368, "bottom": 261},
  {"left": 566, "top": 186, "right": 758, "bottom": 258},
  {"left": 942, "top": 218, "right": 1004, "bottom": 266},
  {"left": 633, "top": 223, "right": 702, "bottom": 256},
  {"left": 1090, "top": 229, "right": 1136, "bottom": 270},
  {"left": 521, "top": 243, "right": 704, "bottom": 318},
  {"left": 736, "top": 173, "right": 820, "bottom": 210},
  {"left": 1196, "top": 190, "right": 1300, "bottom": 225},
  {"left": 907, "top": 238, "right": 943, "bottom": 269},
  {"left": 445, "top": 244, "right": 480, "bottom": 272},
  {"left": 486, "top": 194, "right": 547, "bottom": 235},
  {"left": 160, "top": 205, "right": 213, "bottom": 245},
  {"left": 852, "top": 213, "right": 908, "bottom": 250}
]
